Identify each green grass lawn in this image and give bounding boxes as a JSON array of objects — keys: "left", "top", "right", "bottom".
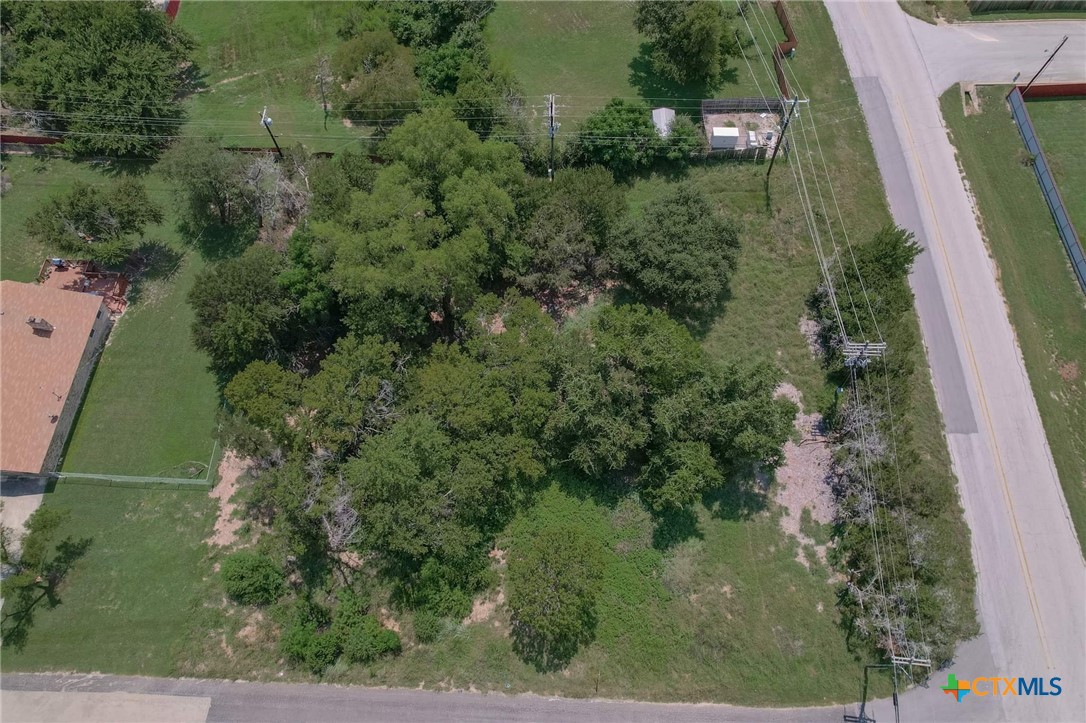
[
  {"left": 0, "top": 156, "right": 221, "bottom": 476},
  {"left": 899, "top": 1, "right": 1086, "bottom": 23},
  {"left": 1028, "top": 98, "right": 1086, "bottom": 238},
  {"left": 488, "top": 0, "right": 771, "bottom": 128},
  {"left": 180, "top": 479, "right": 875, "bottom": 705},
  {"left": 177, "top": 1, "right": 369, "bottom": 153},
  {"left": 0, "top": 484, "right": 216, "bottom": 675},
  {"left": 1, "top": 156, "right": 94, "bottom": 282},
  {"left": 941, "top": 86, "right": 1086, "bottom": 554}
]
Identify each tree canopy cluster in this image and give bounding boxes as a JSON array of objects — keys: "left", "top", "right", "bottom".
[
  {"left": 634, "top": 0, "right": 741, "bottom": 88},
  {"left": 25, "top": 178, "right": 163, "bottom": 264},
  {"left": 190, "top": 108, "right": 794, "bottom": 670},
  {"left": 573, "top": 99, "right": 704, "bottom": 177},
  {"left": 329, "top": 0, "right": 522, "bottom": 144},
  {"left": 811, "top": 225, "right": 978, "bottom": 667},
  {"left": 0, "top": 0, "right": 195, "bottom": 156}
]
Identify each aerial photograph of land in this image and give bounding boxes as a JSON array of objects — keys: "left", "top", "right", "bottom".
[{"left": 0, "top": 1, "right": 1083, "bottom": 722}]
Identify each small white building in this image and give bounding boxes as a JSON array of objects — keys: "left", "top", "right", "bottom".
[
  {"left": 652, "top": 107, "right": 676, "bottom": 137},
  {"left": 710, "top": 126, "right": 740, "bottom": 150}
]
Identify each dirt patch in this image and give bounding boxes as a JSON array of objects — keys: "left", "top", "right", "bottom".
[
  {"left": 379, "top": 607, "right": 402, "bottom": 633},
  {"left": 237, "top": 611, "right": 265, "bottom": 644},
  {"left": 799, "top": 317, "right": 822, "bottom": 358},
  {"left": 773, "top": 385, "right": 834, "bottom": 569},
  {"left": 207, "top": 450, "right": 249, "bottom": 547},
  {"left": 1058, "top": 360, "right": 1080, "bottom": 383},
  {"left": 464, "top": 588, "right": 505, "bottom": 625}
]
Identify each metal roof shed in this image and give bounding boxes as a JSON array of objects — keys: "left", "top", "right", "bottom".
[{"left": 652, "top": 107, "right": 676, "bottom": 137}]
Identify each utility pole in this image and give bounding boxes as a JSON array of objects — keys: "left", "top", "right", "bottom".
[
  {"left": 260, "top": 105, "right": 283, "bottom": 158},
  {"left": 1011, "top": 34, "right": 1069, "bottom": 99},
  {"left": 766, "top": 97, "right": 798, "bottom": 180},
  {"left": 547, "top": 94, "right": 559, "bottom": 181},
  {"left": 316, "top": 56, "right": 330, "bottom": 130}
]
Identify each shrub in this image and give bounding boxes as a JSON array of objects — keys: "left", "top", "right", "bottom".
[
  {"left": 340, "top": 615, "right": 401, "bottom": 664},
  {"left": 330, "top": 591, "right": 402, "bottom": 664},
  {"left": 305, "top": 631, "right": 341, "bottom": 674},
  {"left": 413, "top": 609, "right": 443, "bottom": 643},
  {"left": 280, "top": 601, "right": 339, "bottom": 674},
  {"left": 220, "top": 552, "right": 284, "bottom": 606}
]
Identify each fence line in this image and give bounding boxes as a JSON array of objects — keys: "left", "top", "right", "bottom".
[
  {"left": 967, "top": 0, "right": 1086, "bottom": 12},
  {"left": 1007, "top": 87, "right": 1086, "bottom": 294},
  {"left": 55, "top": 441, "right": 221, "bottom": 490}
]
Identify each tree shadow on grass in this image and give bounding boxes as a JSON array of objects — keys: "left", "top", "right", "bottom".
[
  {"left": 628, "top": 43, "right": 737, "bottom": 105},
  {"left": 124, "top": 242, "right": 185, "bottom": 307},
  {"left": 1, "top": 535, "right": 93, "bottom": 652},
  {"left": 510, "top": 603, "right": 599, "bottom": 673},
  {"left": 179, "top": 218, "right": 258, "bottom": 261},
  {"left": 702, "top": 468, "right": 770, "bottom": 522},
  {"left": 651, "top": 505, "right": 703, "bottom": 550}
]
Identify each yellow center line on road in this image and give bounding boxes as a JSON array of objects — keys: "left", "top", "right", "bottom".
[{"left": 892, "top": 92, "right": 1054, "bottom": 670}]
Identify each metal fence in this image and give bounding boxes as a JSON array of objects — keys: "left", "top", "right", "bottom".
[
  {"left": 702, "top": 98, "right": 787, "bottom": 114},
  {"left": 967, "top": 0, "right": 1086, "bottom": 11},
  {"left": 1007, "top": 87, "right": 1086, "bottom": 294}
]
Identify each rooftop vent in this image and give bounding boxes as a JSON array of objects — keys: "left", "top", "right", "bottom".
[{"left": 26, "top": 316, "right": 55, "bottom": 333}]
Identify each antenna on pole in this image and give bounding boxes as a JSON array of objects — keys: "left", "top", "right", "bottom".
[{"left": 260, "top": 105, "right": 284, "bottom": 159}]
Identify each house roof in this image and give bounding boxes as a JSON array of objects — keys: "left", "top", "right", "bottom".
[{"left": 1, "top": 281, "right": 105, "bottom": 474}]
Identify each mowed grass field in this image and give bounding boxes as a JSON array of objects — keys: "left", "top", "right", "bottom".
[
  {"left": 1, "top": 157, "right": 220, "bottom": 476},
  {"left": 899, "top": 1, "right": 1086, "bottom": 23},
  {"left": 941, "top": 87, "right": 1086, "bottom": 554},
  {"left": 176, "top": 1, "right": 368, "bottom": 153},
  {"left": 488, "top": 0, "right": 773, "bottom": 128},
  {"left": 1028, "top": 98, "right": 1086, "bottom": 239},
  {"left": 1, "top": 157, "right": 223, "bottom": 672},
  {"left": 0, "top": 484, "right": 215, "bottom": 675}
]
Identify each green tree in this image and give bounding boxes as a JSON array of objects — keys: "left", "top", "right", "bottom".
[
  {"left": 1, "top": 0, "right": 194, "bottom": 156},
  {"left": 549, "top": 305, "right": 794, "bottom": 503},
  {"left": 573, "top": 99, "right": 660, "bottom": 177},
  {"left": 507, "top": 524, "right": 604, "bottom": 670},
  {"left": 516, "top": 167, "right": 626, "bottom": 297},
  {"left": 611, "top": 182, "right": 740, "bottom": 314},
  {"left": 301, "top": 335, "right": 399, "bottom": 457},
  {"left": 332, "top": 30, "right": 420, "bottom": 128},
  {"left": 224, "top": 361, "right": 302, "bottom": 446},
  {"left": 387, "top": 0, "right": 495, "bottom": 49},
  {"left": 324, "top": 109, "right": 528, "bottom": 340},
  {"left": 345, "top": 414, "right": 476, "bottom": 562},
  {"left": 634, "top": 0, "right": 738, "bottom": 87},
  {"left": 188, "top": 245, "right": 290, "bottom": 374},
  {"left": 26, "top": 178, "right": 163, "bottom": 264},
  {"left": 161, "top": 135, "right": 254, "bottom": 228},
  {"left": 220, "top": 551, "right": 284, "bottom": 606},
  {"left": 332, "top": 592, "right": 401, "bottom": 663},
  {"left": 642, "top": 440, "right": 723, "bottom": 510},
  {"left": 309, "top": 148, "right": 377, "bottom": 221}
]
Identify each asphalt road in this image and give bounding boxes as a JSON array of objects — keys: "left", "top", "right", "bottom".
[
  {"left": 824, "top": 3, "right": 1086, "bottom": 722},
  {"left": 0, "top": 673, "right": 858, "bottom": 723}
]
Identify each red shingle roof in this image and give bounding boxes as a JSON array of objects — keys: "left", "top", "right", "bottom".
[{"left": 1, "top": 281, "right": 105, "bottom": 474}]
